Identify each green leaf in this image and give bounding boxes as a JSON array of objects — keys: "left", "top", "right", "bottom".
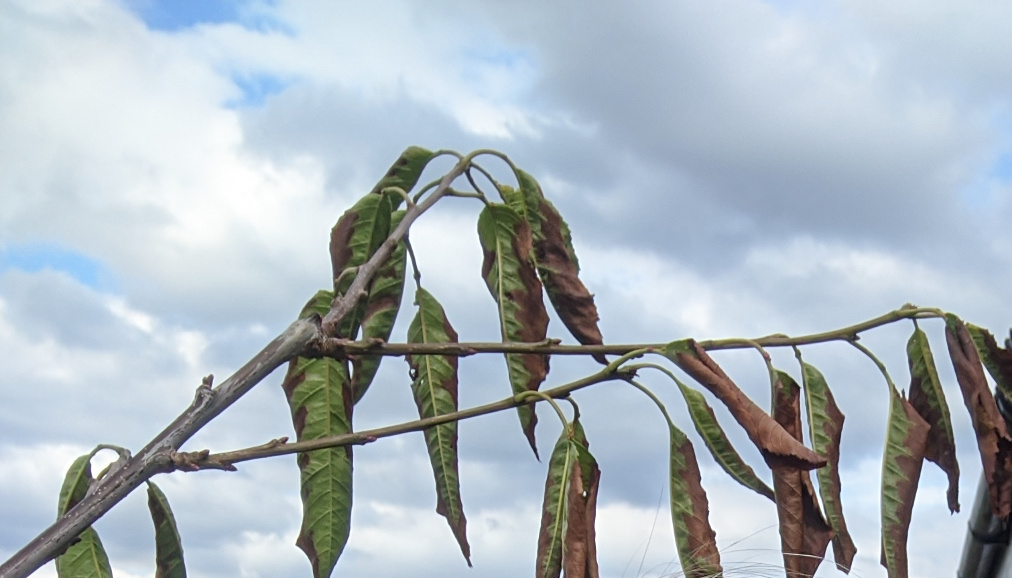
[
  {"left": 406, "top": 288, "right": 469, "bottom": 565},
  {"left": 351, "top": 210, "right": 408, "bottom": 403},
  {"left": 905, "top": 327, "right": 959, "bottom": 513},
  {"left": 536, "top": 427, "right": 580, "bottom": 578},
  {"left": 56, "top": 455, "right": 113, "bottom": 578},
  {"left": 477, "top": 203, "right": 550, "bottom": 456},
  {"left": 368, "top": 146, "right": 437, "bottom": 202},
  {"left": 799, "top": 361, "right": 857, "bottom": 571},
  {"left": 283, "top": 291, "right": 354, "bottom": 578},
  {"left": 967, "top": 323, "right": 1012, "bottom": 400},
  {"left": 667, "top": 422, "right": 722, "bottom": 578},
  {"left": 673, "top": 379, "right": 774, "bottom": 500},
  {"left": 880, "top": 384, "right": 930, "bottom": 578},
  {"left": 147, "top": 482, "right": 187, "bottom": 578},
  {"left": 330, "top": 190, "right": 397, "bottom": 338}
]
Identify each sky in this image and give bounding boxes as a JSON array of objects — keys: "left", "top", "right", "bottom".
[{"left": 1, "top": 0, "right": 1011, "bottom": 577}]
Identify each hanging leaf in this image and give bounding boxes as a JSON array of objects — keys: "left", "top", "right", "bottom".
[
  {"left": 536, "top": 425, "right": 580, "bottom": 578},
  {"left": 667, "top": 421, "right": 722, "bottom": 578},
  {"left": 945, "top": 314, "right": 1012, "bottom": 519},
  {"left": 662, "top": 339, "right": 826, "bottom": 470},
  {"left": 282, "top": 291, "right": 354, "bottom": 578},
  {"left": 406, "top": 288, "right": 470, "bottom": 565},
  {"left": 351, "top": 210, "right": 408, "bottom": 403},
  {"left": 477, "top": 203, "right": 550, "bottom": 456},
  {"left": 55, "top": 455, "right": 113, "bottom": 578},
  {"left": 564, "top": 424, "right": 601, "bottom": 578},
  {"left": 674, "top": 379, "right": 774, "bottom": 500},
  {"left": 329, "top": 192, "right": 395, "bottom": 338},
  {"left": 368, "top": 146, "right": 437, "bottom": 201},
  {"left": 905, "top": 327, "right": 960, "bottom": 513},
  {"left": 967, "top": 323, "right": 1012, "bottom": 400},
  {"left": 147, "top": 482, "right": 187, "bottom": 578},
  {"left": 799, "top": 361, "right": 857, "bottom": 571},
  {"left": 880, "top": 384, "right": 930, "bottom": 578},
  {"left": 771, "top": 370, "right": 833, "bottom": 578}
]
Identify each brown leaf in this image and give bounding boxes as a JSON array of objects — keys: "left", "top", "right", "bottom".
[
  {"left": 946, "top": 315, "right": 1012, "bottom": 519},
  {"left": 772, "top": 372, "right": 833, "bottom": 577},
  {"left": 534, "top": 197, "right": 606, "bottom": 365},
  {"left": 669, "top": 426, "right": 722, "bottom": 578},
  {"left": 969, "top": 324, "right": 1012, "bottom": 397},
  {"left": 563, "top": 452, "right": 601, "bottom": 578},
  {"left": 666, "top": 340, "right": 827, "bottom": 470}
]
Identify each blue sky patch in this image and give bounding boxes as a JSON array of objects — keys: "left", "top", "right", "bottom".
[
  {"left": 121, "top": 0, "right": 290, "bottom": 34},
  {"left": 0, "top": 244, "right": 118, "bottom": 293},
  {"left": 226, "top": 73, "right": 294, "bottom": 108}
]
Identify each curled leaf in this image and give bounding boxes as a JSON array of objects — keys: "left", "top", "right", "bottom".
[
  {"left": 945, "top": 314, "right": 1012, "bottom": 519},
  {"left": 668, "top": 422, "right": 722, "bottom": 578},
  {"left": 674, "top": 379, "right": 774, "bottom": 500},
  {"left": 406, "top": 288, "right": 470, "bottom": 565},
  {"left": 967, "top": 323, "right": 1012, "bottom": 400},
  {"left": 799, "top": 361, "right": 857, "bottom": 571},
  {"left": 147, "top": 481, "right": 187, "bottom": 578},
  {"left": 536, "top": 425, "right": 580, "bottom": 578},
  {"left": 478, "top": 203, "right": 550, "bottom": 456},
  {"left": 369, "top": 146, "right": 436, "bottom": 200},
  {"left": 880, "top": 385, "right": 930, "bottom": 578},
  {"left": 564, "top": 435, "right": 601, "bottom": 578},
  {"left": 283, "top": 291, "right": 355, "bottom": 578},
  {"left": 56, "top": 455, "right": 112, "bottom": 578},
  {"left": 906, "top": 327, "right": 959, "bottom": 513},
  {"left": 772, "top": 371, "right": 833, "bottom": 578},
  {"left": 662, "top": 339, "right": 826, "bottom": 470}
]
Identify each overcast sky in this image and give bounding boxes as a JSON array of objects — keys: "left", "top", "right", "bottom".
[{"left": 2, "top": 1, "right": 1011, "bottom": 577}]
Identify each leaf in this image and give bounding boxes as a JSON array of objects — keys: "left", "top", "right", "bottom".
[
  {"left": 967, "top": 323, "right": 1012, "bottom": 400},
  {"left": 536, "top": 426, "right": 581, "bottom": 578},
  {"left": 945, "top": 314, "right": 1012, "bottom": 519},
  {"left": 662, "top": 339, "right": 826, "bottom": 470},
  {"left": 329, "top": 191, "right": 395, "bottom": 338},
  {"left": 147, "top": 482, "right": 187, "bottom": 578},
  {"left": 799, "top": 361, "right": 857, "bottom": 571},
  {"left": 351, "top": 210, "right": 408, "bottom": 403},
  {"left": 406, "top": 288, "right": 470, "bottom": 565},
  {"left": 880, "top": 384, "right": 930, "bottom": 578},
  {"left": 771, "top": 370, "right": 833, "bottom": 578},
  {"left": 905, "top": 327, "right": 960, "bottom": 513},
  {"left": 368, "top": 146, "right": 437, "bottom": 201},
  {"left": 667, "top": 421, "right": 722, "bottom": 578},
  {"left": 674, "top": 379, "right": 774, "bottom": 500},
  {"left": 282, "top": 291, "right": 354, "bottom": 578},
  {"left": 477, "top": 203, "right": 550, "bottom": 456},
  {"left": 564, "top": 426, "right": 601, "bottom": 578},
  {"left": 55, "top": 455, "right": 113, "bottom": 578}
]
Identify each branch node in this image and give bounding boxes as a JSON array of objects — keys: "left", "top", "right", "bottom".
[{"left": 169, "top": 449, "right": 237, "bottom": 472}]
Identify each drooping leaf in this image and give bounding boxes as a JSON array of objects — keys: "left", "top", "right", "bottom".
[
  {"left": 563, "top": 426, "right": 601, "bottom": 578},
  {"left": 905, "top": 327, "right": 960, "bottom": 513},
  {"left": 880, "top": 384, "right": 930, "bottom": 578},
  {"left": 945, "top": 314, "right": 1012, "bottom": 519},
  {"left": 771, "top": 370, "right": 833, "bottom": 578},
  {"left": 674, "top": 379, "right": 774, "bottom": 500},
  {"left": 351, "top": 210, "right": 408, "bottom": 403},
  {"left": 799, "top": 361, "right": 857, "bottom": 571},
  {"left": 329, "top": 191, "right": 396, "bottom": 338},
  {"left": 147, "top": 481, "right": 187, "bottom": 578},
  {"left": 477, "top": 203, "right": 550, "bottom": 456},
  {"left": 406, "top": 288, "right": 470, "bottom": 565},
  {"left": 536, "top": 426, "right": 581, "bottom": 578},
  {"left": 55, "top": 455, "right": 113, "bottom": 578},
  {"left": 662, "top": 339, "right": 826, "bottom": 470},
  {"left": 667, "top": 421, "right": 722, "bottom": 578},
  {"left": 368, "top": 146, "right": 437, "bottom": 202},
  {"left": 967, "top": 323, "right": 1012, "bottom": 400},
  {"left": 282, "top": 291, "right": 354, "bottom": 578}
]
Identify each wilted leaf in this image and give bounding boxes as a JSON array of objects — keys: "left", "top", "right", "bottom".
[
  {"left": 282, "top": 291, "right": 354, "bottom": 578},
  {"left": 406, "top": 288, "right": 470, "bottom": 565},
  {"left": 799, "top": 361, "right": 857, "bottom": 571},
  {"left": 56, "top": 455, "right": 113, "bottom": 578},
  {"left": 147, "top": 481, "right": 186, "bottom": 578},
  {"left": 564, "top": 429, "right": 601, "bottom": 578},
  {"left": 772, "top": 371, "right": 833, "bottom": 578},
  {"left": 329, "top": 192, "right": 395, "bottom": 338},
  {"left": 478, "top": 203, "right": 550, "bottom": 456},
  {"left": 537, "top": 425, "right": 580, "bottom": 578},
  {"left": 967, "top": 323, "right": 1012, "bottom": 400},
  {"left": 906, "top": 327, "right": 959, "bottom": 513},
  {"left": 368, "top": 145, "right": 436, "bottom": 201},
  {"left": 662, "top": 339, "right": 826, "bottom": 470},
  {"left": 945, "top": 314, "right": 1012, "bottom": 519},
  {"left": 674, "top": 379, "right": 774, "bottom": 500},
  {"left": 351, "top": 210, "right": 407, "bottom": 403},
  {"left": 880, "top": 384, "right": 930, "bottom": 578},
  {"left": 667, "top": 422, "right": 722, "bottom": 578}
]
